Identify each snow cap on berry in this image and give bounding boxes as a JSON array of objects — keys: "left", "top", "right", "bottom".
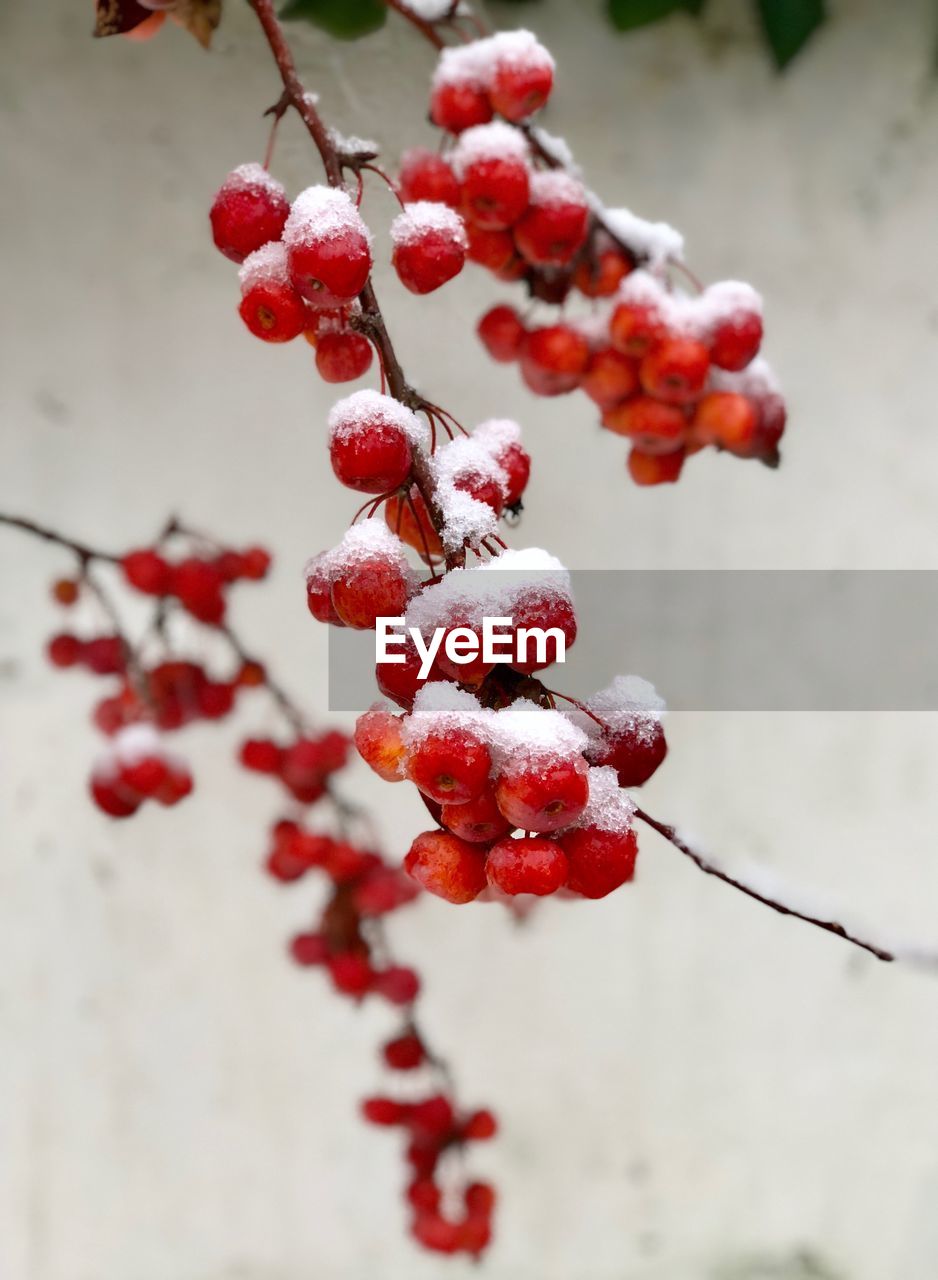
[
  {"left": 328, "top": 389, "right": 430, "bottom": 451},
  {"left": 390, "top": 201, "right": 467, "bottom": 250},
  {"left": 306, "top": 520, "right": 416, "bottom": 587},
  {"left": 601, "top": 207, "right": 684, "bottom": 268},
  {"left": 218, "top": 162, "right": 287, "bottom": 200},
  {"left": 406, "top": 546, "right": 571, "bottom": 633},
  {"left": 283, "top": 185, "right": 373, "bottom": 250},
  {"left": 432, "top": 30, "right": 553, "bottom": 91},
  {"left": 569, "top": 765, "right": 635, "bottom": 834},
  {"left": 472, "top": 418, "right": 523, "bottom": 455},
  {"left": 238, "top": 241, "right": 292, "bottom": 294},
  {"left": 450, "top": 122, "right": 530, "bottom": 180},
  {"left": 527, "top": 169, "right": 587, "bottom": 211},
  {"left": 429, "top": 436, "right": 508, "bottom": 552}
]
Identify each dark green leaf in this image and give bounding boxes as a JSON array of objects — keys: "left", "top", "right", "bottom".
[
  {"left": 607, "top": 0, "right": 706, "bottom": 31},
  {"left": 756, "top": 0, "right": 826, "bottom": 68},
  {"left": 279, "top": 0, "right": 386, "bottom": 40}
]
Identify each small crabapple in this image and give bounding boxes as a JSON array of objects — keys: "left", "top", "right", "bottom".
[
  {"left": 489, "top": 52, "right": 554, "bottom": 121},
  {"left": 477, "top": 305, "right": 526, "bottom": 362},
  {"left": 376, "top": 634, "right": 444, "bottom": 710},
  {"left": 460, "top": 155, "right": 530, "bottom": 231},
  {"left": 383, "top": 1032, "right": 425, "bottom": 1070},
  {"left": 210, "top": 165, "right": 290, "bottom": 264},
  {"left": 709, "top": 309, "right": 763, "bottom": 371},
  {"left": 392, "top": 205, "right": 467, "bottom": 295},
  {"left": 582, "top": 348, "right": 640, "bottom": 409},
  {"left": 639, "top": 338, "right": 711, "bottom": 406},
  {"left": 510, "top": 591, "right": 577, "bottom": 674},
  {"left": 239, "top": 279, "right": 307, "bottom": 343},
  {"left": 398, "top": 148, "right": 460, "bottom": 208},
  {"left": 485, "top": 835, "right": 568, "bottom": 896},
  {"left": 465, "top": 225, "right": 518, "bottom": 272},
  {"left": 627, "top": 447, "right": 686, "bottom": 486},
  {"left": 430, "top": 80, "right": 493, "bottom": 133},
  {"left": 355, "top": 705, "right": 407, "bottom": 782},
  {"left": 331, "top": 557, "right": 412, "bottom": 630},
  {"left": 329, "top": 418, "right": 413, "bottom": 495},
  {"left": 559, "top": 826, "right": 639, "bottom": 899},
  {"left": 573, "top": 245, "right": 633, "bottom": 297},
  {"left": 602, "top": 396, "right": 687, "bottom": 454},
  {"left": 315, "top": 331, "right": 373, "bottom": 383},
  {"left": 404, "top": 829, "right": 488, "bottom": 904},
  {"left": 588, "top": 721, "right": 667, "bottom": 788},
  {"left": 384, "top": 489, "right": 444, "bottom": 562},
  {"left": 609, "top": 299, "right": 667, "bottom": 358},
  {"left": 692, "top": 391, "right": 757, "bottom": 454},
  {"left": 440, "top": 788, "right": 514, "bottom": 844},
  {"left": 521, "top": 324, "right": 590, "bottom": 396},
  {"left": 513, "top": 174, "right": 589, "bottom": 267},
  {"left": 121, "top": 548, "right": 172, "bottom": 596},
  {"left": 406, "top": 727, "right": 492, "bottom": 804},
  {"left": 494, "top": 757, "right": 589, "bottom": 833},
  {"left": 305, "top": 556, "right": 345, "bottom": 626}
]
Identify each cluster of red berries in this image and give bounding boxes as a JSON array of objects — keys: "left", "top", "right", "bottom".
[
  {"left": 363, "top": 1091, "right": 497, "bottom": 1256},
  {"left": 48, "top": 630, "right": 126, "bottom": 674},
  {"left": 358, "top": 671, "right": 663, "bottom": 902},
  {"left": 92, "top": 658, "right": 258, "bottom": 737},
  {"left": 239, "top": 730, "right": 350, "bottom": 804},
  {"left": 479, "top": 271, "right": 786, "bottom": 483},
  {"left": 90, "top": 724, "right": 193, "bottom": 819},
  {"left": 121, "top": 542, "right": 270, "bottom": 624}
]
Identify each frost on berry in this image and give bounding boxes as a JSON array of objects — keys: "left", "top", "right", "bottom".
[
  {"left": 210, "top": 163, "right": 290, "bottom": 263},
  {"left": 328, "top": 390, "right": 427, "bottom": 494},
  {"left": 238, "top": 242, "right": 307, "bottom": 343},
  {"left": 391, "top": 202, "right": 468, "bottom": 295},
  {"left": 283, "top": 186, "right": 373, "bottom": 305},
  {"left": 429, "top": 436, "right": 508, "bottom": 553},
  {"left": 306, "top": 521, "right": 416, "bottom": 631}
]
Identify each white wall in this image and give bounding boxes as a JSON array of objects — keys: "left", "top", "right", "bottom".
[{"left": 3, "top": 1, "right": 938, "bottom": 1277}]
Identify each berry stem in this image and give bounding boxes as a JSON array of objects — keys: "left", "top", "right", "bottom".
[
  {"left": 634, "top": 807, "right": 901, "bottom": 964},
  {"left": 0, "top": 512, "right": 120, "bottom": 565}
]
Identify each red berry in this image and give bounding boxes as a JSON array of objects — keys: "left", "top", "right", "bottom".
[
  {"left": 376, "top": 634, "right": 444, "bottom": 710},
  {"left": 510, "top": 590, "right": 577, "bottom": 674},
  {"left": 83, "top": 635, "right": 126, "bottom": 675},
  {"left": 289, "top": 932, "right": 329, "bottom": 966},
  {"left": 485, "top": 835, "right": 568, "bottom": 895},
  {"left": 430, "top": 79, "right": 493, "bottom": 133},
  {"left": 494, "top": 757, "right": 589, "bottom": 833},
  {"left": 122, "top": 549, "right": 172, "bottom": 596},
  {"left": 239, "top": 737, "right": 283, "bottom": 774},
  {"left": 328, "top": 951, "right": 374, "bottom": 997},
  {"left": 238, "top": 280, "right": 307, "bottom": 343},
  {"left": 315, "top": 331, "right": 373, "bottom": 383},
  {"left": 496, "top": 439, "right": 531, "bottom": 506},
  {"left": 513, "top": 172, "right": 589, "bottom": 267},
  {"left": 710, "top": 309, "right": 763, "bottom": 371},
  {"left": 465, "top": 1181, "right": 496, "bottom": 1215},
  {"left": 459, "top": 155, "right": 530, "bottom": 231},
  {"left": 560, "top": 826, "right": 639, "bottom": 899},
  {"left": 589, "top": 719, "right": 667, "bottom": 787},
  {"left": 465, "top": 224, "right": 518, "bottom": 272},
  {"left": 305, "top": 555, "right": 345, "bottom": 626},
  {"left": 582, "top": 348, "right": 640, "bottom": 409},
  {"left": 692, "top": 391, "right": 757, "bottom": 454},
  {"left": 362, "top": 1096, "right": 407, "bottom": 1126},
  {"left": 409, "top": 1094, "right": 455, "bottom": 1138},
  {"left": 283, "top": 187, "right": 372, "bottom": 305},
  {"left": 490, "top": 45, "right": 554, "bottom": 121},
  {"left": 392, "top": 203, "right": 467, "bottom": 295},
  {"left": 441, "top": 788, "right": 514, "bottom": 844},
  {"left": 331, "top": 557, "right": 412, "bottom": 631},
  {"left": 609, "top": 300, "right": 667, "bottom": 358},
  {"left": 462, "top": 1107, "right": 498, "bottom": 1140},
  {"left": 329, "top": 392, "right": 417, "bottom": 494},
  {"left": 51, "top": 578, "right": 79, "bottom": 606},
  {"left": 574, "top": 245, "right": 633, "bottom": 297},
  {"left": 172, "top": 558, "right": 225, "bottom": 624},
  {"left": 412, "top": 1214, "right": 461, "bottom": 1255},
  {"left": 521, "top": 324, "right": 590, "bottom": 396},
  {"left": 47, "top": 632, "right": 81, "bottom": 668},
  {"left": 639, "top": 338, "right": 711, "bottom": 406},
  {"left": 383, "top": 1032, "right": 425, "bottom": 1070},
  {"left": 627, "top": 447, "right": 685, "bottom": 486},
  {"left": 210, "top": 164, "right": 290, "bottom": 264},
  {"left": 90, "top": 773, "right": 141, "bottom": 819},
  {"left": 373, "top": 965, "right": 420, "bottom": 1004},
  {"left": 477, "top": 305, "right": 526, "bottom": 362},
  {"left": 398, "top": 148, "right": 460, "bottom": 207},
  {"left": 355, "top": 704, "right": 407, "bottom": 782},
  {"left": 406, "top": 727, "right": 492, "bottom": 804},
  {"left": 602, "top": 396, "right": 687, "bottom": 454},
  {"left": 404, "top": 830, "right": 488, "bottom": 904},
  {"left": 240, "top": 546, "right": 271, "bottom": 580}
]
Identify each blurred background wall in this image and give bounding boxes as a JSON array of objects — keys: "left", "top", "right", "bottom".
[{"left": 3, "top": 1, "right": 938, "bottom": 1277}]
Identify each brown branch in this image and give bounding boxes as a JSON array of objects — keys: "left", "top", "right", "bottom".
[
  {"left": 0, "top": 513, "right": 119, "bottom": 564},
  {"left": 634, "top": 807, "right": 898, "bottom": 964},
  {"left": 383, "top": 0, "right": 446, "bottom": 49},
  {"left": 215, "top": 618, "right": 308, "bottom": 737}
]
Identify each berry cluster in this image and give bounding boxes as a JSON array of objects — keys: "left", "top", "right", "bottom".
[
  {"left": 363, "top": 1092, "right": 497, "bottom": 1256},
  {"left": 397, "top": 26, "right": 787, "bottom": 484},
  {"left": 121, "top": 541, "right": 270, "bottom": 623},
  {"left": 90, "top": 724, "right": 193, "bottom": 819},
  {"left": 239, "top": 730, "right": 350, "bottom": 804}
]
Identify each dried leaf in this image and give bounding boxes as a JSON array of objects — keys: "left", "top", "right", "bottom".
[
  {"left": 174, "top": 0, "right": 223, "bottom": 48},
  {"left": 94, "top": 0, "right": 159, "bottom": 37}
]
